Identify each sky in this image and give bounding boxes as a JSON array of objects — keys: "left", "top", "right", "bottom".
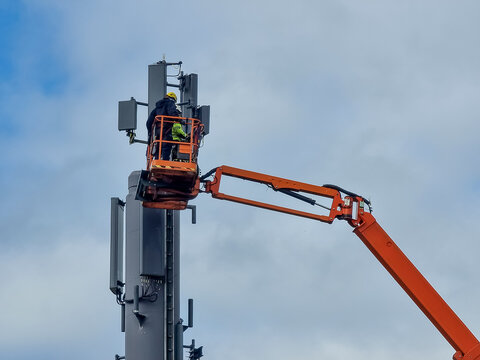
[{"left": 1, "top": 1, "right": 480, "bottom": 359}]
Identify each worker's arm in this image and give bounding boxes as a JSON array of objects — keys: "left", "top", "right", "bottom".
[
  {"left": 146, "top": 109, "right": 156, "bottom": 138},
  {"left": 172, "top": 123, "right": 187, "bottom": 140}
]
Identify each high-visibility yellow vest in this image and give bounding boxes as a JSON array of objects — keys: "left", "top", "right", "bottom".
[{"left": 172, "top": 122, "right": 187, "bottom": 141}]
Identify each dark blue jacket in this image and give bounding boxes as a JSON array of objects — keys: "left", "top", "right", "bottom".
[{"left": 146, "top": 98, "right": 180, "bottom": 138}]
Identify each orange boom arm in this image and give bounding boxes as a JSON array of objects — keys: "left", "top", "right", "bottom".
[{"left": 202, "top": 165, "right": 480, "bottom": 360}]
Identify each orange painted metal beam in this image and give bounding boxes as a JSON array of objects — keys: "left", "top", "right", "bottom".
[
  {"left": 202, "top": 165, "right": 480, "bottom": 360},
  {"left": 355, "top": 213, "right": 480, "bottom": 360},
  {"left": 204, "top": 166, "right": 344, "bottom": 223}
]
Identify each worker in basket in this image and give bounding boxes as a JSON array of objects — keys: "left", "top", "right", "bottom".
[{"left": 146, "top": 92, "right": 181, "bottom": 160}]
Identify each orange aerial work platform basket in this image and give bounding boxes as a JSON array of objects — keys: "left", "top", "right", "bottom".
[{"left": 135, "top": 115, "right": 203, "bottom": 210}]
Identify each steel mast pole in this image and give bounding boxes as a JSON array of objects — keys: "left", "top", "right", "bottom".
[
  {"left": 124, "top": 171, "right": 166, "bottom": 360},
  {"left": 123, "top": 61, "right": 177, "bottom": 360}
]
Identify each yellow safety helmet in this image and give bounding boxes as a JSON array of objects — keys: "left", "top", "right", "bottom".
[{"left": 166, "top": 92, "right": 177, "bottom": 102}]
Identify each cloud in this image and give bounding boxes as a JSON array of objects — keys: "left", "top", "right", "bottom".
[
  {"left": 0, "top": 236, "right": 123, "bottom": 359},
  {"left": 1, "top": 1, "right": 480, "bottom": 359}
]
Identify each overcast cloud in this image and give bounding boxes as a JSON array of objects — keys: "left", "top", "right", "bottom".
[{"left": 1, "top": 1, "right": 480, "bottom": 359}]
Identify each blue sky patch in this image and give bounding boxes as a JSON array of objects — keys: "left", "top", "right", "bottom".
[
  {"left": 0, "top": 1, "right": 70, "bottom": 93},
  {"left": 0, "top": 0, "right": 22, "bottom": 81},
  {"left": 0, "top": 1, "right": 71, "bottom": 137}
]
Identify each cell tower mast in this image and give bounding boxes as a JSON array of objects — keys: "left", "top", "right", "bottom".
[{"left": 111, "top": 59, "right": 208, "bottom": 360}]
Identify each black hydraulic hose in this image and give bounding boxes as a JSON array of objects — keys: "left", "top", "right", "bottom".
[
  {"left": 322, "top": 184, "right": 371, "bottom": 206},
  {"left": 200, "top": 167, "right": 218, "bottom": 182}
]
